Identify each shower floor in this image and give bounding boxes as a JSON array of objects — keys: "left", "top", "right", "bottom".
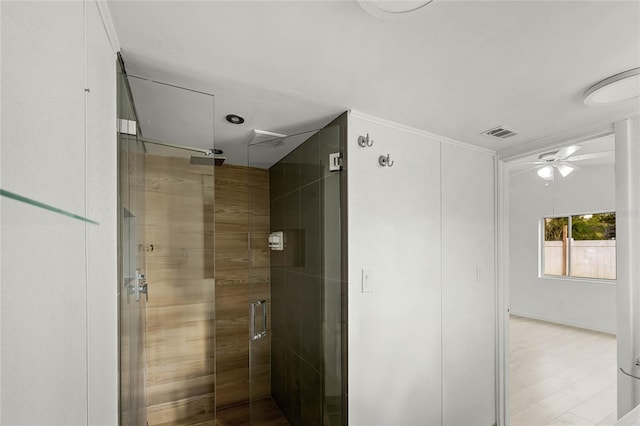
[{"left": 216, "top": 397, "right": 290, "bottom": 426}]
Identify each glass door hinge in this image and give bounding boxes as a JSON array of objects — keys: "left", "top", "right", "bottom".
[
  {"left": 329, "top": 152, "right": 343, "bottom": 172},
  {"left": 118, "top": 119, "right": 137, "bottom": 136}
]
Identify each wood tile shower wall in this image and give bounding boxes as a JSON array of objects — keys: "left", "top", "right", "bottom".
[
  {"left": 144, "top": 155, "right": 216, "bottom": 425},
  {"left": 214, "top": 164, "right": 271, "bottom": 412},
  {"left": 144, "top": 156, "right": 270, "bottom": 425}
]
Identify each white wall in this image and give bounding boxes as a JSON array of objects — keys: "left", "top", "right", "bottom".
[
  {"left": 442, "top": 143, "right": 496, "bottom": 426},
  {"left": 347, "top": 111, "right": 496, "bottom": 425},
  {"left": 0, "top": 1, "right": 118, "bottom": 424},
  {"left": 348, "top": 112, "right": 442, "bottom": 426},
  {"left": 509, "top": 162, "right": 616, "bottom": 333},
  {"left": 86, "top": 2, "right": 119, "bottom": 423}
]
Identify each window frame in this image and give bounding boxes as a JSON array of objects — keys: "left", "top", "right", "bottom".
[{"left": 539, "top": 211, "right": 617, "bottom": 282}]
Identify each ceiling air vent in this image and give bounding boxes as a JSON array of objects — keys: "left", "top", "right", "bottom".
[{"left": 482, "top": 125, "right": 517, "bottom": 140}]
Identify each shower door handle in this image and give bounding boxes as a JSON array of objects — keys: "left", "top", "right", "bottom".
[{"left": 250, "top": 300, "right": 267, "bottom": 340}]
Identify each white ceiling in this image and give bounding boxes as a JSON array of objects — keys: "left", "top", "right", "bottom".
[{"left": 108, "top": 1, "right": 640, "bottom": 166}]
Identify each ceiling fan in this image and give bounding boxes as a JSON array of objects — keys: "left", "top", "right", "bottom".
[{"left": 512, "top": 145, "right": 614, "bottom": 181}]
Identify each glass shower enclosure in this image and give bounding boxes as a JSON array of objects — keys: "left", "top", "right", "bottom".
[{"left": 117, "top": 63, "right": 347, "bottom": 425}]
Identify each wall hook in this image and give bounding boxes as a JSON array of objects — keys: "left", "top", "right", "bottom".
[
  {"left": 379, "top": 154, "right": 394, "bottom": 167},
  {"left": 358, "top": 133, "right": 374, "bottom": 148}
]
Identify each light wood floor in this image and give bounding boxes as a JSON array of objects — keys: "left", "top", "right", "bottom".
[{"left": 510, "top": 315, "right": 617, "bottom": 426}]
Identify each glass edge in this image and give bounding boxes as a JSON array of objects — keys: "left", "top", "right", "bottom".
[{"left": 0, "top": 188, "right": 100, "bottom": 225}]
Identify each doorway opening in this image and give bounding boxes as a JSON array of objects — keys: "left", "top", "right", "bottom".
[{"left": 505, "top": 134, "right": 618, "bottom": 425}]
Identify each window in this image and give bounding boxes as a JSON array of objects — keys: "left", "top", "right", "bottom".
[{"left": 542, "top": 212, "right": 616, "bottom": 280}]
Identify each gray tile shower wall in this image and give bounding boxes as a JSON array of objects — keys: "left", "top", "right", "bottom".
[{"left": 269, "top": 115, "right": 346, "bottom": 426}]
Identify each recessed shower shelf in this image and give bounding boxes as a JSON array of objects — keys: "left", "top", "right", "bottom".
[{"left": 0, "top": 188, "right": 100, "bottom": 225}]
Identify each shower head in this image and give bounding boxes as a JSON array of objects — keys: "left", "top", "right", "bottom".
[
  {"left": 141, "top": 138, "right": 224, "bottom": 166},
  {"left": 190, "top": 148, "right": 225, "bottom": 166},
  {"left": 190, "top": 155, "right": 225, "bottom": 166}
]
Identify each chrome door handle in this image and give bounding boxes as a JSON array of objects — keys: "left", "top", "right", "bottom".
[
  {"left": 260, "top": 301, "right": 267, "bottom": 338},
  {"left": 250, "top": 300, "right": 267, "bottom": 340}
]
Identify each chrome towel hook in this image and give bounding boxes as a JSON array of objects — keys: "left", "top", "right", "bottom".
[
  {"left": 358, "top": 133, "right": 374, "bottom": 147},
  {"left": 379, "top": 154, "right": 394, "bottom": 167}
]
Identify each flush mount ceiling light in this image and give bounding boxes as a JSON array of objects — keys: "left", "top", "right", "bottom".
[
  {"left": 583, "top": 67, "right": 640, "bottom": 106},
  {"left": 357, "top": 0, "right": 434, "bottom": 19},
  {"left": 225, "top": 114, "right": 245, "bottom": 124}
]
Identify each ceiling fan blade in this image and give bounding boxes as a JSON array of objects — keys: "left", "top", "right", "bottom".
[
  {"left": 565, "top": 150, "right": 615, "bottom": 162},
  {"left": 553, "top": 145, "right": 582, "bottom": 160},
  {"left": 510, "top": 165, "right": 542, "bottom": 177},
  {"left": 510, "top": 160, "right": 547, "bottom": 167}
]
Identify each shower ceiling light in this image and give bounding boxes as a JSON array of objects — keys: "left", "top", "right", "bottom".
[
  {"left": 357, "top": 0, "right": 434, "bottom": 19},
  {"left": 225, "top": 114, "right": 245, "bottom": 124},
  {"left": 583, "top": 68, "right": 640, "bottom": 106}
]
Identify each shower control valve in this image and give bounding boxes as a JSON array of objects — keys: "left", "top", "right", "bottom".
[
  {"left": 140, "top": 280, "right": 149, "bottom": 302},
  {"left": 134, "top": 269, "right": 148, "bottom": 302}
]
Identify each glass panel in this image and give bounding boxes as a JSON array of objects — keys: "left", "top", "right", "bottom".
[
  {"left": 543, "top": 217, "right": 569, "bottom": 276},
  {"left": 0, "top": 189, "right": 99, "bottom": 224},
  {"left": 571, "top": 213, "right": 616, "bottom": 279},
  {"left": 320, "top": 124, "right": 345, "bottom": 426},
  {"left": 118, "top": 67, "right": 147, "bottom": 426},
  {"left": 123, "top": 76, "right": 215, "bottom": 425},
  {"left": 321, "top": 173, "right": 343, "bottom": 426},
  {"left": 248, "top": 121, "right": 345, "bottom": 425},
  {"left": 132, "top": 134, "right": 148, "bottom": 426}
]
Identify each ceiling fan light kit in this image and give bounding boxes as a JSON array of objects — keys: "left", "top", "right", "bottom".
[{"left": 531, "top": 145, "right": 584, "bottom": 181}]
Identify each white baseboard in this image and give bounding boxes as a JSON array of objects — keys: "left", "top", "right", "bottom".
[{"left": 509, "top": 310, "right": 616, "bottom": 335}]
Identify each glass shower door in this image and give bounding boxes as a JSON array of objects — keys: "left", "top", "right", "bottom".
[
  {"left": 248, "top": 117, "right": 346, "bottom": 425},
  {"left": 248, "top": 162, "right": 273, "bottom": 423}
]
